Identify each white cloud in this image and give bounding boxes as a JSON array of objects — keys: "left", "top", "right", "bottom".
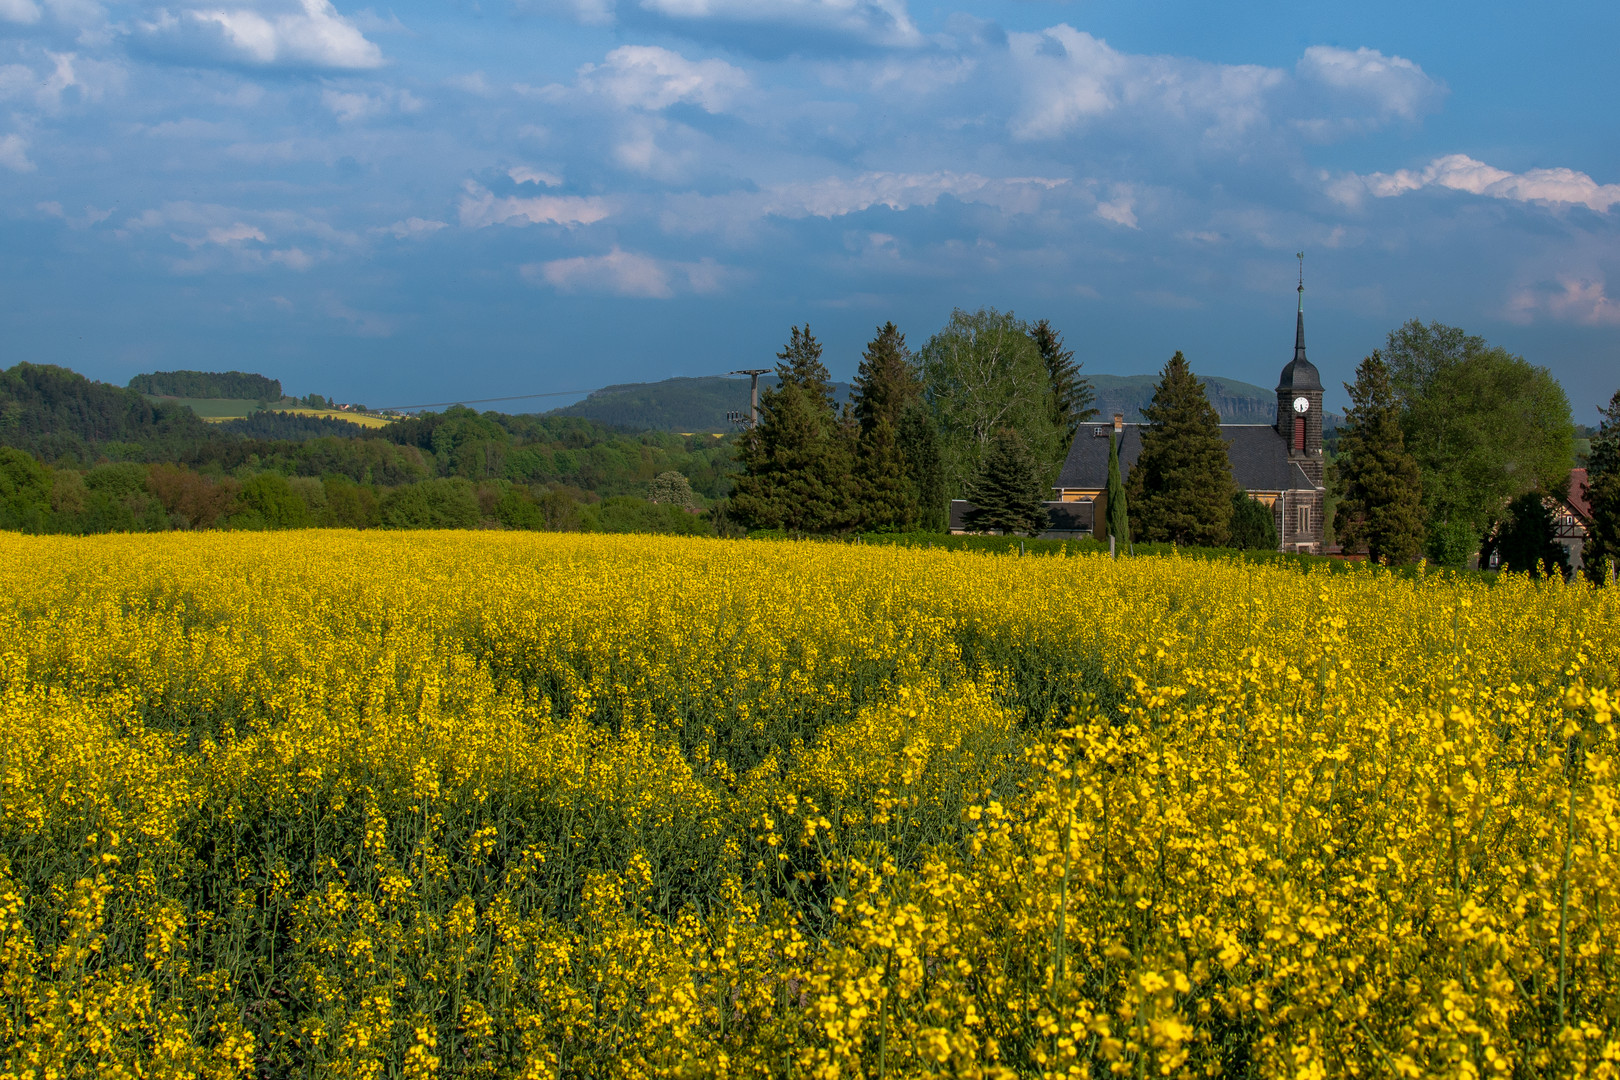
[
  {"left": 138, "top": 0, "right": 383, "bottom": 71},
  {"left": 0, "top": 0, "right": 42, "bottom": 25},
  {"left": 457, "top": 181, "right": 612, "bottom": 228},
  {"left": 204, "top": 222, "right": 266, "bottom": 244},
  {"left": 1094, "top": 186, "right": 1137, "bottom": 228},
  {"left": 0, "top": 51, "right": 118, "bottom": 112},
  {"left": 379, "top": 216, "right": 447, "bottom": 238},
  {"left": 1008, "top": 26, "right": 1283, "bottom": 141},
  {"left": 578, "top": 45, "right": 746, "bottom": 113},
  {"left": 1295, "top": 46, "right": 1440, "bottom": 121},
  {"left": 661, "top": 171, "right": 1067, "bottom": 236},
  {"left": 611, "top": 115, "right": 703, "bottom": 179},
  {"left": 0, "top": 133, "right": 34, "bottom": 171},
  {"left": 766, "top": 170, "right": 1065, "bottom": 218},
  {"left": 321, "top": 84, "right": 421, "bottom": 121},
  {"left": 1334, "top": 154, "right": 1620, "bottom": 213},
  {"left": 638, "top": 0, "right": 919, "bottom": 46},
  {"left": 1507, "top": 276, "right": 1620, "bottom": 327},
  {"left": 1005, "top": 32, "right": 1440, "bottom": 145},
  {"left": 509, "top": 165, "right": 562, "bottom": 186},
  {"left": 38, "top": 201, "right": 115, "bottom": 227},
  {"left": 523, "top": 246, "right": 728, "bottom": 298},
  {"left": 123, "top": 201, "right": 361, "bottom": 274}
]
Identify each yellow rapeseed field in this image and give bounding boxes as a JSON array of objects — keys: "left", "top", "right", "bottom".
[{"left": 0, "top": 531, "right": 1616, "bottom": 1079}]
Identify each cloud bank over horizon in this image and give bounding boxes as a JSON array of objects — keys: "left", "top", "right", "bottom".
[{"left": 1, "top": 0, "right": 1617, "bottom": 413}]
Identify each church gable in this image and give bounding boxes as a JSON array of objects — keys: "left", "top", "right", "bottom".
[{"left": 1050, "top": 270, "right": 1328, "bottom": 552}]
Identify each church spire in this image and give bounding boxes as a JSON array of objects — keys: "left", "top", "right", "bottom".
[{"left": 1293, "top": 251, "right": 1307, "bottom": 363}]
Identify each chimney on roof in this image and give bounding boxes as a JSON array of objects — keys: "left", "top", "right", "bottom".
[{"left": 1113, "top": 413, "right": 1123, "bottom": 433}]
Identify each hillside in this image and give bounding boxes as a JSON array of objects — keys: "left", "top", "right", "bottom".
[
  {"left": 549, "top": 376, "right": 853, "bottom": 432},
  {"left": 1092, "top": 374, "right": 1265, "bottom": 424},
  {"left": 0, "top": 363, "right": 218, "bottom": 462},
  {"left": 128, "top": 369, "right": 282, "bottom": 400}
]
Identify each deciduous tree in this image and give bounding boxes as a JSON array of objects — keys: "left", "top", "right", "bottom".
[
  {"left": 1333, "top": 351, "right": 1427, "bottom": 564},
  {"left": 918, "top": 308, "right": 1064, "bottom": 499},
  {"left": 647, "top": 471, "right": 698, "bottom": 510},
  {"left": 1383, "top": 320, "right": 1574, "bottom": 540},
  {"left": 1124, "top": 352, "right": 1234, "bottom": 546}
]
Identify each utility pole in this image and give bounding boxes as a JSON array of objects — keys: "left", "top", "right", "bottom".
[{"left": 728, "top": 369, "right": 770, "bottom": 429}]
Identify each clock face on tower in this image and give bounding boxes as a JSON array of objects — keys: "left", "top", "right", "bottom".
[{"left": 1293, "top": 396, "right": 1309, "bottom": 414}]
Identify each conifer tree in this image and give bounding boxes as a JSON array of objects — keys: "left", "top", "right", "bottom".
[
  {"left": 964, "top": 428, "right": 1048, "bottom": 536},
  {"left": 1124, "top": 351, "right": 1234, "bottom": 546},
  {"left": 898, "top": 401, "right": 947, "bottom": 532},
  {"left": 1032, "top": 319, "right": 1097, "bottom": 442},
  {"left": 1104, "top": 428, "right": 1129, "bottom": 552},
  {"left": 851, "top": 322, "right": 920, "bottom": 530},
  {"left": 729, "top": 325, "right": 857, "bottom": 532},
  {"left": 1333, "top": 351, "right": 1427, "bottom": 564},
  {"left": 1583, "top": 388, "right": 1620, "bottom": 584}
]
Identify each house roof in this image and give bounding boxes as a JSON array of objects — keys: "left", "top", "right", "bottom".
[
  {"left": 1056, "top": 422, "right": 1317, "bottom": 492},
  {"left": 1569, "top": 468, "right": 1592, "bottom": 519}
]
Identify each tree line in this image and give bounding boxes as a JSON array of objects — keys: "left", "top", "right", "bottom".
[
  {"left": 0, "top": 450, "right": 721, "bottom": 536},
  {"left": 729, "top": 309, "right": 1095, "bottom": 533},
  {"left": 127, "top": 369, "right": 284, "bottom": 400},
  {"left": 1330, "top": 320, "right": 1618, "bottom": 581}
]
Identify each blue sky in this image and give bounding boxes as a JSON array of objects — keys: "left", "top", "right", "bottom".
[{"left": 3, "top": 0, "right": 1618, "bottom": 415}]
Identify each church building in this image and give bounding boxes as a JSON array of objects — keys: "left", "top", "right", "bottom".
[{"left": 1051, "top": 286, "right": 1327, "bottom": 553}]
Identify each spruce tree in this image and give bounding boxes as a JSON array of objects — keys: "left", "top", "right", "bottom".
[
  {"left": 964, "top": 428, "right": 1048, "bottom": 536},
  {"left": 1333, "top": 351, "right": 1427, "bottom": 564},
  {"left": 1033, "top": 319, "right": 1097, "bottom": 442},
  {"left": 897, "top": 401, "right": 947, "bottom": 532},
  {"left": 851, "top": 322, "right": 920, "bottom": 530},
  {"left": 729, "top": 324, "right": 857, "bottom": 532},
  {"left": 1583, "top": 388, "right": 1620, "bottom": 584},
  {"left": 1124, "top": 351, "right": 1234, "bottom": 546},
  {"left": 1104, "top": 427, "right": 1129, "bottom": 552}
]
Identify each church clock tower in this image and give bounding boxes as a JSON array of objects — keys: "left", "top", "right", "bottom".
[{"left": 1276, "top": 258, "right": 1324, "bottom": 485}]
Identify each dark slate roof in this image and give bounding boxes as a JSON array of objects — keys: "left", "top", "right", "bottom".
[{"left": 1056, "top": 423, "right": 1316, "bottom": 492}]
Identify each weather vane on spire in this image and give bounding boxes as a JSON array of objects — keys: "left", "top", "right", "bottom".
[{"left": 1296, "top": 251, "right": 1304, "bottom": 310}]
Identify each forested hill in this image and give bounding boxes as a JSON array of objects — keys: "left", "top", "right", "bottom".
[
  {"left": 550, "top": 376, "right": 853, "bottom": 432},
  {"left": 1093, "top": 374, "right": 1273, "bottom": 424},
  {"left": 0, "top": 363, "right": 219, "bottom": 461},
  {"left": 128, "top": 369, "right": 282, "bottom": 400}
]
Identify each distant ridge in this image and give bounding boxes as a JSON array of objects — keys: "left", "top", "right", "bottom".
[
  {"left": 1091, "top": 374, "right": 1278, "bottom": 425},
  {"left": 549, "top": 373, "right": 1298, "bottom": 433},
  {"left": 548, "top": 376, "right": 853, "bottom": 432}
]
